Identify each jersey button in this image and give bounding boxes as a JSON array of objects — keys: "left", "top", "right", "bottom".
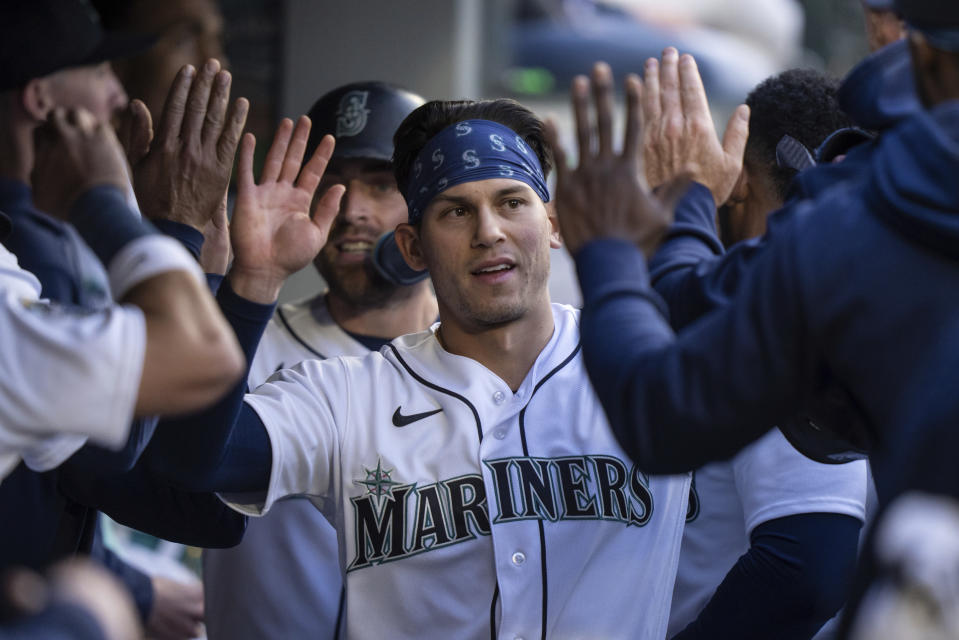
[
  {"left": 511, "top": 551, "right": 526, "bottom": 566},
  {"left": 493, "top": 391, "right": 506, "bottom": 405},
  {"left": 494, "top": 429, "right": 507, "bottom": 440}
]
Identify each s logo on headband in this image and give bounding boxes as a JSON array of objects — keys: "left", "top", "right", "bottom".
[
  {"left": 455, "top": 122, "right": 472, "bottom": 136},
  {"left": 432, "top": 148, "right": 445, "bottom": 170},
  {"left": 463, "top": 150, "right": 480, "bottom": 169},
  {"left": 490, "top": 134, "right": 506, "bottom": 152}
]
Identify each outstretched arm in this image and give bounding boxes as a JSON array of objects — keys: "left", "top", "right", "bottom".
[
  {"left": 547, "top": 60, "right": 818, "bottom": 472},
  {"left": 147, "top": 116, "right": 344, "bottom": 494}
]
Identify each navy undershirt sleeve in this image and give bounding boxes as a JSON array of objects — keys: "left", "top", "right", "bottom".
[
  {"left": 0, "top": 603, "right": 107, "bottom": 640},
  {"left": 146, "top": 279, "right": 274, "bottom": 494},
  {"left": 152, "top": 219, "right": 204, "bottom": 261},
  {"left": 671, "top": 513, "right": 862, "bottom": 640}
]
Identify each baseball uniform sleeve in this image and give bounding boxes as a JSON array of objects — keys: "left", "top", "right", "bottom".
[{"left": 227, "top": 358, "right": 351, "bottom": 516}]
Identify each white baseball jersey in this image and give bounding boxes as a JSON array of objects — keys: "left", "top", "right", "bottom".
[
  {"left": 204, "top": 295, "right": 365, "bottom": 639},
  {"left": 666, "top": 428, "right": 868, "bottom": 637},
  {"left": 0, "top": 243, "right": 144, "bottom": 481},
  {"left": 224, "top": 303, "right": 691, "bottom": 640}
]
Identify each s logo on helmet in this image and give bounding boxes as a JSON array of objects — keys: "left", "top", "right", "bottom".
[
  {"left": 335, "top": 91, "right": 371, "bottom": 138},
  {"left": 463, "top": 150, "right": 480, "bottom": 169}
]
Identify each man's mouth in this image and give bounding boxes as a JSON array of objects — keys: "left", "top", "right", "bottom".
[
  {"left": 339, "top": 241, "right": 374, "bottom": 253},
  {"left": 472, "top": 264, "right": 515, "bottom": 274}
]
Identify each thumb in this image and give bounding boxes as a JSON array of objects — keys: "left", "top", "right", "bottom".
[
  {"left": 721, "top": 104, "right": 750, "bottom": 163},
  {"left": 311, "top": 183, "right": 345, "bottom": 240}
]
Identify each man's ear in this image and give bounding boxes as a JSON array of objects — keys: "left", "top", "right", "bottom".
[
  {"left": 546, "top": 202, "right": 562, "bottom": 249},
  {"left": 20, "top": 78, "right": 54, "bottom": 122},
  {"left": 394, "top": 222, "right": 428, "bottom": 271},
  {"left": 725, "top": 166, "right": 749, "bottom": 207}
]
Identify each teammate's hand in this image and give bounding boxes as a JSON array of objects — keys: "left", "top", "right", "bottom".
[
  {"left": 126, "top": 59, "right": 248, "bottom": 231},
  {"left": 145, "top": 576, "right": 205, "bottom": 640},
  {"left": 546, "top": 62, "right": 686, "bottom": 258},
  {"left": 48, "top": 559, "right": 142, "bottom": 640},
  {"left": 200, "top": 193, "right": 232, "bottom": 275},
  {"left": 32, "top": 107, "right": 130, "bottom": 219},
  {"left": 228, "top": 116, "right": 345, "bottom": 303},
  {"left": 641, "top": 48, "right": 749, "bottom": 206}
]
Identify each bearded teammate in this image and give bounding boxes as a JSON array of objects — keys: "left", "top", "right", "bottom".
[
  {"left": 149, "top": 98, "right": 692, "bottom": 638},
  {"left": 202, "top": 82, "right": 437, "bottom": 640}
]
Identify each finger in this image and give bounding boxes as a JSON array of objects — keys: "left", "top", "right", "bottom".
[
  {"left": 155, "top": 65, "right": 195, "bottom": 148},
  {"left": 201, "top": 69, "right": 232, "bottom": 147},
  {"left": 642, "top": 57, "right": 661, "bottom": 126},
  {"left": 295, "top": 132, "right": 334, "bottom": 196},
  {"left": 591, "top": 62, "right": 615, "bottom": 158},
  {"left": 73, "top": 108, "right": 97, "bottom": 133},
  {"left": 311, "top": 183, "right": 346, "bottom": 238},
  {"left": 181, "top": 58, "right": 221, "bottom": 146},
  {"left": 280, "top": 115, "right": 311, "bottom": 184},
  {"left": 571, "top": 75, "right": 591, "bottom": 160},
  {"left": 238, "top": 132, "right": 256, "bottom": 192},
  {"left": 544, "top": 119, "right": 569, "bottom": 185},
  {"left": 678, "top": 54, "right": 711, "bottom": 119},
  {"left": 216, "top": 97, "right": 249, "bottom": 166},
  {"left": 622, "top": 74, "right": 643, "bottom": 166},
  {"left": 260, "top": 118, "right": 293, "bottom": 183},
  {"left": 127, "top": 100, "right": 153, "bottom": 165},
  {"left": 722, "top": 104, "right": 750, "bottom": 163},
  {"left": 659, "top": 47, "right": 681, "bottom": 125}
]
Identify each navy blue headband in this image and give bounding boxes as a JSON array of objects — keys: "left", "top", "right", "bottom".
[{"left": 402, "top": 119, "right": 550, "bottom": 223}]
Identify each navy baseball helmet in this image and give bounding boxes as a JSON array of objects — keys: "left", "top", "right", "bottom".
[
  {"left": 304, "top": 81, "right": 425, "bottom": 164},
  {"left": 305, "top": 82, "right": 429, "bottom": 286}
]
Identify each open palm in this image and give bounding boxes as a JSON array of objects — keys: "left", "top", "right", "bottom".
[{"left": 230, "top": 116, "right": 344, "bottom": 302}]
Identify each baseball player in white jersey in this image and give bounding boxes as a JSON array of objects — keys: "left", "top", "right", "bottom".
[
  {"left": 156, "top": 98, "right": 693, "bottom": 638},
  {"left": 0, "top": 105, "right": 242, "bottom": 482},
  {"left": 203, "top": 82, "right": 437, "bottom": 639},
  {"left": 667, "top": 429, "right": 868, "bottom": 637}
]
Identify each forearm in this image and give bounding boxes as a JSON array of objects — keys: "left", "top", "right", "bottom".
[
  {"left": 146, "top": 279, "right": 274, "bottom": 493},
  {"left": 576, "top": 237, "right": 813, "bottom": 472},
  {"left": 672, "top": 513, "right": 862, "bottom": 640}
]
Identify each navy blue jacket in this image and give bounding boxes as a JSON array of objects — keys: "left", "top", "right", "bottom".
[{"left": 576, "top": 99, "right": 959, "bottom": 503}]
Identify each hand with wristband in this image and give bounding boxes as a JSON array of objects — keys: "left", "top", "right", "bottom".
[
  {"left": 31, "top": 104, "right": 245, "bottom": 418},
  {"left": 227, "top": 116, "right": 345, "bottom": 304},
  {"left": 121, "top": 59, "right": 249, "bottom": 233}
]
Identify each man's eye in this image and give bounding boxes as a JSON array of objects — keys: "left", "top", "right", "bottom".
[
  {"left": 373, "top": 182, "right": 396, "bottom": 194},
  {"left": 505, "top": 199, "right": 523, "bottom": 209},
  {"left": 448, "top": 207, "right": 468, "bottom": 217}
]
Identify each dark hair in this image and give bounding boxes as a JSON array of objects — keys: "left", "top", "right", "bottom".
[
  {"left": 745, "top": 68, "right": 852, "bottom": 199},
  {"left": 392, "top": 99, "right": 553, "bottom": 197}
]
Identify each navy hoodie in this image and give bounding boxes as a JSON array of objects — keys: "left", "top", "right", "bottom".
[
  {"left": 645, "top": 40, "right": 923, "bottom": 463},
  {"left": 575, "top": 98, "right": 959, "bottom": 503}
]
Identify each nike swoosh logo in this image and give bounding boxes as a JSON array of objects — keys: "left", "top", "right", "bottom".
[{"left": 392, "top": 406, "right": 442, "bottom": 427}]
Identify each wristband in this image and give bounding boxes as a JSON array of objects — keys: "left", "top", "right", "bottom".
[
  {"left": 70, "top": 186, "right": 157, "bottom": 265},
  {"left": 108, "top": 235, "right": 205, "bottom": 299}
]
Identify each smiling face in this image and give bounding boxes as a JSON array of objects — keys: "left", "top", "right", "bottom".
[
  {"left": 395, "top": 178, "right": 560, "bottom": 332},
  {"left": 313, "top": 158, "right": 410, "bottom": 309}
]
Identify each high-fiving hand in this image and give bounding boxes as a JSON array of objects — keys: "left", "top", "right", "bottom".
[
  {"left": 122, "top": 59, "right": 248, "bottom": 231},
  {"left": 227, "top": 116, "right": 344, "bottom": 303},
  {"left": 546, "top": 62, "right": 687, "bottom": 258},
  {"left": 641, "top": 48, "right": 749, "bottom": 206}
]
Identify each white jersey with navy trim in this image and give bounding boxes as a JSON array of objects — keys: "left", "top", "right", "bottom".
[
  {"left": 667, "top": 428, "right": 868, "bottom": 637},
  {"left": 204, "top": 294, "right": 366, "bottom": 640},
  {"left": 0, "top": 244, "right": 144, "bottom": 481},
  {"left": 225, "top": 303, "right": 691, "bottom": 640}
]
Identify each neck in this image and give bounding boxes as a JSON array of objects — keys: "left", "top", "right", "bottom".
[
  {"left": 436, "top": 296, "right": 555, "bottom": 392},
  {"left": 326, "top": 281, "right": 438, "bottom": 339}
]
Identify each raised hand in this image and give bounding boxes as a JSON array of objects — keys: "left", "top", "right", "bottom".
[
  {"left": 546, "top": 62, "right": 685, "bottom": 258},
  {"left": 641, "top": 48, "right": 749, "bottom": 205},
  {"left": 228, "top": 116, "right": 345, "bottom": 303},
  {"left": 127, "top": 59, "right": 249, "bottom": 230},
  {"left": 32, "top": 107, "right": 130, "bottom": 219}
]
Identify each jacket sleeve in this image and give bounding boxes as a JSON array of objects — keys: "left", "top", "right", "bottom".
[{"left": 574, "top": 225, "right": 818, "bottom": 473}]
